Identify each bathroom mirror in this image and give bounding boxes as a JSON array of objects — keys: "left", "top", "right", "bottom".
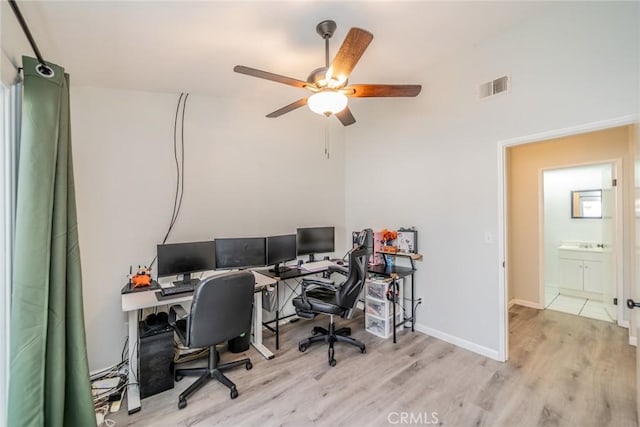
[{"left": 571, "top": 189, "right": 602, "bottom": 219}]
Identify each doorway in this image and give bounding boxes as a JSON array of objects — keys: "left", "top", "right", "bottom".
[
  {"left": 497, "top": 117, "right": 635, "bottom": 362},
  {"left": 542, "top": 162, "right": 619, "bottom": 324}
]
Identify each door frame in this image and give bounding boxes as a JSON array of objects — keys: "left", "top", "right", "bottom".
[
  {"left": 497, "top": 114, "right": 635, "bottom": 362},
  {"left": 538, "top": 159, "right": 624, "bottom": 326}
]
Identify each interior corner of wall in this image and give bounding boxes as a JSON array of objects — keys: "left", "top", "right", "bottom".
[{"left": 0, "top": 50, "right": 20, "bottom": 87}]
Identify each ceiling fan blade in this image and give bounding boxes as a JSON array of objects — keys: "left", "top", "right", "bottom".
[
  {"left": 329, "top": 28, "right": 373, "bottom": 81},
  {"left": 346, "top": 84, "right": 422, "bottom": 97},
  {"left": 234, "top": 65, "right": 308, "bottom": 89},
  {"left": 335, "top": 107, "right": 356, "bottom": 126},
  {"left": 266, "top": 98, "right": 308, "bottom": 118}
]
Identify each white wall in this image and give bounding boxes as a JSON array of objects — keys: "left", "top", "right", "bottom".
[
  {"left": 71, "top": 87, "right": 347, "bottom": 371},
  {"left": 345, "top": 2, "right": 639, "bottom": 358},
  {"left": 543, "top": 164, "right": 608, "bottom": 288}
]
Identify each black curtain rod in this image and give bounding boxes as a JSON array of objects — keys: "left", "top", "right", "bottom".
[{"left": 8, "top": 0, "right": 52, "bottom": 76}]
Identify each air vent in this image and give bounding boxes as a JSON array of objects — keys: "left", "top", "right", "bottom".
[{"left": 479, "top": 75, "right": 509, "bottom": 99}]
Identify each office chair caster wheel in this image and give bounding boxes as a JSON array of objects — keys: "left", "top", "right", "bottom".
[
  {"left": 329, "top": 358, "right": 337, "bottom": 367},
  {"left": 175, "top": 374, "right": 184, "bottom": 382},
  {"left": 361, "top": 345, "right": 366, "bottom": 354},
  {"left": 230, "top": 388, "right": 239, "bottom": 399},
  {"left": 245, "top": 361, "right": 253, "bottom": 370},
  {"left": 178, "top": 398, "right": 187, "bottom": 410},
  {"left": 299, "top": 343, "right": 308, "bottom": 352}
]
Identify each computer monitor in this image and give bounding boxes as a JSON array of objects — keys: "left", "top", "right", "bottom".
[
  {"left": 296, "top": 226, "right": 335, "bottom": 262},
  {"left": 267, "top": 234, "right": 297, "bottom": 273},
  {"left": 157, "top": 240, "right": 215, "bottom": 286},
  {"left": 214, "top": 237, "right": 266, "bottom": 270}
]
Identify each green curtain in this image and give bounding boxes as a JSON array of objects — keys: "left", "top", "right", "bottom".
[{"left": 8, "top": 57, "right": 94, "bottom": 427}]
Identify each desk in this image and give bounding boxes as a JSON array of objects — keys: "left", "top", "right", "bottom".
[
  {"left": 121, "top": 271, "right": 276, "bottom": 414},
  {"left": 258, "top": 261, "right": 417, "bottom": 347},
  {"left": 254, "top": 255, "right": 420, "bottom": 352},
  {"left": 257, "top": 267, "right": 325, "bottom": 350}
]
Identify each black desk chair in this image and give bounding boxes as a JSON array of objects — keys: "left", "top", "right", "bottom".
[
  {"left": 169, "top": 271, "right": 254, "bottom": 409},
  {"left": 292, "top": 229, "right": 373, "bottom": 366}
]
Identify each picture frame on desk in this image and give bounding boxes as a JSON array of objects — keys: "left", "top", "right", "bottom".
[{"left": 397, "top": 229, "right": 418, "bottom": 254}]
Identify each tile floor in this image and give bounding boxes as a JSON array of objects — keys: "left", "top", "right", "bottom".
[{"left": 545, "top": 288, "right": 615, "bottom": 323}]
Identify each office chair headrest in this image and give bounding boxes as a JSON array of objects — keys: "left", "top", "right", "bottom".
[{"left": 355, "top": 229, "right": 374, "bottom": 251}]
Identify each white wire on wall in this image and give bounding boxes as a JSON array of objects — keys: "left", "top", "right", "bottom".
[{"left": 0, "top": 81, "right": 21, "bottom": 427}]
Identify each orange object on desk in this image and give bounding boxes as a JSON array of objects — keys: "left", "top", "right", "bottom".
[{"left": 131, "top": 266, "right": 152, "bottom": 288}]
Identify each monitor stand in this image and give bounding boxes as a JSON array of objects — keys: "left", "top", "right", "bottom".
[
  {"left": 172, "top": 273, "right": 200, "bottom": 287},
  {"left": 269, "top": 263, "right": 292, "bottom": 273}
]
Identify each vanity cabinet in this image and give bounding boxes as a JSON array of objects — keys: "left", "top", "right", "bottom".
[{"left": 558, "top": 248, "right": 603, "bottom": 294}]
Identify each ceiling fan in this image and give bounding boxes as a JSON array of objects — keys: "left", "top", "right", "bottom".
[{"left": 234, "top": 20, "right": 422, "bottom": 126}]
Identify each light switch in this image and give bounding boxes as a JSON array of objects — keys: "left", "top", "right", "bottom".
[{"left": 484, "top": 231, "right": 494, "bottom": 244}]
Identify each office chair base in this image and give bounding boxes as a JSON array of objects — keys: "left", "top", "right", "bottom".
[
  {"left": 299, "top": 319, "right": 365, "bottom": 367},
  {"left": 174, "top": 347, "right": 252, "bottom": 409}
]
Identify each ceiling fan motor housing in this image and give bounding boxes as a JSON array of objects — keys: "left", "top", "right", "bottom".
[{"left": 307, "top": 67, "right": 348, "bottom": 89}]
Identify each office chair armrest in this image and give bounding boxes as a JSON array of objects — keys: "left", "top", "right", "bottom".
[
  {"left": 168, "top": 304, "right": 188, "bottom": 327},
  {"left": 301, "top": 276, "right": 337, "bottom": 291},
  {"left": 327, "top": 265, "right": 348, "bottom": 276}
]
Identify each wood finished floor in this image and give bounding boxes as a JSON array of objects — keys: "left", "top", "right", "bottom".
[{"left": 111, "top": 306, "right": 637, "bottom": 426}]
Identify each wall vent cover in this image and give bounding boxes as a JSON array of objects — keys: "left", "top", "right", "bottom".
[{"left": 479, "top": 75, "right": 509, "bottom": 99}]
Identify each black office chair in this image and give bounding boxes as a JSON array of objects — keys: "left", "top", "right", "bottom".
[
  {"left": 169, "top": 271, "right": 254, "bottom": 409},
  {"left": 292, "top": 229, "right": 373, "bottom": 366}
]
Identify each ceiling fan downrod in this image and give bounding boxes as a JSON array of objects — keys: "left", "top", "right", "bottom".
[{"left": 316, "top": 20, "right": 336, "bottom": 67}]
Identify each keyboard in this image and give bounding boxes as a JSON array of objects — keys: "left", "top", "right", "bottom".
[
  {"left": 300, "top": 260, "right": 335, "bottom": 272},
  {"left": 160, "top": 284, "right": 195, "bottom": 296}
]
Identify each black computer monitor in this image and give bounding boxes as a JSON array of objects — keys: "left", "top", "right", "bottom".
[
  {"left": 267, "top": 234, "right": 297, "bottom": 273},
  {"left": 157, "top": 240, "right": 215, "bottom": 286},
  {"left": 214, "top": 237, "right": 266, "bottom": 270},
  {"left": 296, "top": 226, "right": 335, "bottom": 262}
]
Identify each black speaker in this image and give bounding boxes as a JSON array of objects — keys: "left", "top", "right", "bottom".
[{"left": 139, "top": 321, "right": 174, "bottom": 399}]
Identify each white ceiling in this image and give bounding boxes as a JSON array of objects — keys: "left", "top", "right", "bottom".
[{"left": 2, "top": 1, "right": 560, "bottom": 100}]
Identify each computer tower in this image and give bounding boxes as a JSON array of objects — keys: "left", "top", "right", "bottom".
[{"left": 138, "top": 322, "right": 175, "bottom": 399}]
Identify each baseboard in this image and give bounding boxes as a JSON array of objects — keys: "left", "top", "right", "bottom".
[
  {"left": 510, "top": 299, "right": 543, "bottom": 310},
  {"left": 413, "top": 323, "right": 502, "bottom": 362},
  {"left": 618, "top": 319, "right": 630, "bottom": 329},
  {"left": 508, "top": 299, "right": 515, "bottom": 309},
  {"left": 629, "top": 335, "right": 637, "bottom": 347}
]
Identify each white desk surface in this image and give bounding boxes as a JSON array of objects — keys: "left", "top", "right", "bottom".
[{"left": 121, "top": 270, "right": 276, "bottom": 312}]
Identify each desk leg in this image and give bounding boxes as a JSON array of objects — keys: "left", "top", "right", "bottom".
[
  {"left": 127, "top": 310, "right": 141, "bottom": 415},
  {"left": 275, "top": 280, "right": 280, "bottom": 350},
  {"left": 411, "top": 273, "right": 415, "bottom": 332},
  {"left": 393, "top": 278, "right": 397, "bottom": 344},
  {"left": 251, "top": 292, "right": 274, "bottom": 360}
]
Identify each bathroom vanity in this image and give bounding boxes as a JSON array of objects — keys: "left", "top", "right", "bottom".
[{"left": 558, "top": 242, "right": 603, "bottom": 296}]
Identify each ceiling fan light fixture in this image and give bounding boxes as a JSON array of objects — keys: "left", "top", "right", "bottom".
[{"left": 308, "top": 90, "right": 348, "bottom": 117}]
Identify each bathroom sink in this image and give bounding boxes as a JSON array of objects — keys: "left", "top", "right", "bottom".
[{"left": 558, "top": 244, "right": 603, "bottom": 253}]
